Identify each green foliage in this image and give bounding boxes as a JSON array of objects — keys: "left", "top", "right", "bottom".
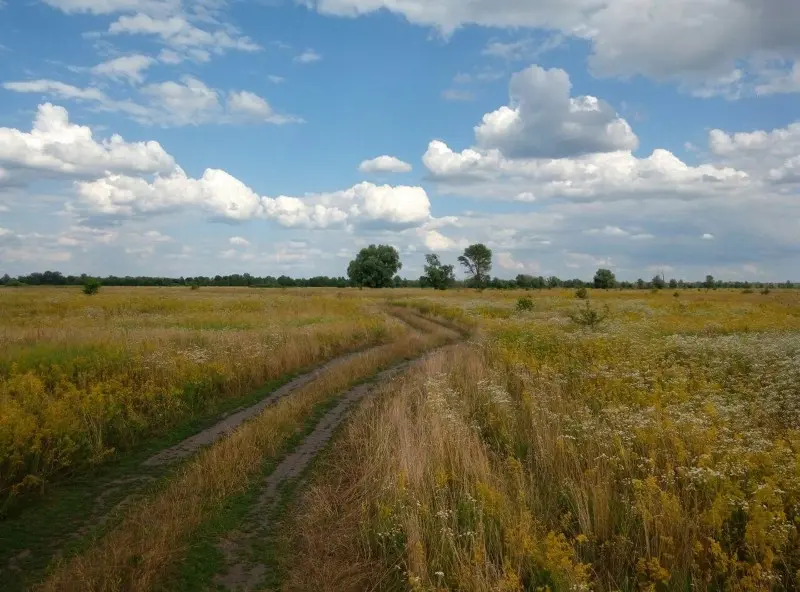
[
  {"left": 458, "top": 244, "right": 492, "bottom": 290},
  {"left": 516, "top": 296, "right": 534, "bottom": 312},
  {"left": 82, "top": 278, "right": 101, "bottom": 295},
  {"left": 761, "top": 287, "right": 771, "bottom": 295},
  {"left": 673, "top": 291, "right": 680, "bottom": 298},
  {"left": 575, "top": 287, "right": 588, "bottom": 299},
  {"left": 593, "top": 268, "right": 616, "bottom": 289},
  {"left": 742, "top": 288, "right": 754, "bottom": 294},
  {"left": 421, "top": 254, "right": 455, "bottom": 290},
  {"left": 705, "top": 274, "right": 716, "bottom": 291},
  {"left": 347, "top": 245, "right": 402, "bottom": 289},
  {"left": 190, "top": 283, "right": 200, "bottom": 291},
  {"left": 568, "top": 301, "right": 609, "bottom": 330},
  {"left": 651, "top": 275, "right": 666, "bottom": 289}
]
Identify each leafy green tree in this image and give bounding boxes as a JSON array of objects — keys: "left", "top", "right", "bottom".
[
  {"left": 421, "top": 254, "right": 455, "bottom": 290},
  {"left": 593, "top": 268, "right": 616, "bottom": 290},
  {"left": 651, "top": 275, "right": 666, "bottom": 289},
  {"left": 636, "top": 278, "right": 645, "bottom": 290},
  {"left": 546, "top": 276, "right": 561, "bottom": 289},
  {"left": 704, "top": 274, "right": 715, "bottom": 291},
  {"left": 458, "top": 244, "right": 492, "bottom": 289},
  {"left": 669, "top": 278, "right": 678, "bottom": 289},
  {"left": 347, "top": 244, "right": 402, "bottom": 289}
]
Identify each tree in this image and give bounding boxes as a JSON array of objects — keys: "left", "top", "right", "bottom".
[
  {"left": 704, "top": 274, "right": 715, "bottom": 292},
  {"left": 421, "top": 254, "right": 455, "bottom": 290},
  {"left": 347, "top": 244, "right": 402, "bottom": 289},
  {"left": 669, "top": 278, "right": 678, "bottom": 289},
  {"left": 82, "top": 278, "right": 101, "bottom": 295},
  {"left": 546, "top": 276, "right": 561, "bottom": 289},
  {"left": 651, "top": 275, "right": 666, "bottom": 289},
  {"left": 593, "top": 268, "right": 616, "bottom": 290},
  {"left": 458, "top": 244, "right": 492, "bottom": 289}
]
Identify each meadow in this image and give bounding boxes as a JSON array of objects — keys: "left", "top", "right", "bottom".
[
  {"left": 2, "top": 285, "right": 799, "bottom": 591},
  {"left": 0, "top": 287, "right": 392, "bottom": 504},
  {"left": 287, "top": 288, "right": 800, "bottom": 591}
]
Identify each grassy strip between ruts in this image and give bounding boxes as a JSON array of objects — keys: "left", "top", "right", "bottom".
[{"left": 37, "top": 311, "right": 459, "bottom": 591}]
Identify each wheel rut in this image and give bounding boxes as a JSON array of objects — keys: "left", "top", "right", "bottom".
[{"left": 211, "top": 345, "right": 457, "bottom": 591}]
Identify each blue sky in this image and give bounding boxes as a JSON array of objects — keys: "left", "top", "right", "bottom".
[{"left": 1, "top": 0, "right": 799, "bottom": 281}]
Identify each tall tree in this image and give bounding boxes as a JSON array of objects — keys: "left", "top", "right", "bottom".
[
  {"left": 458, "top": 244, "right": 492, "bottom": 289},
  {"left": 704, "top": 274, "right": 715, "bottom": 291},
  {"left": 421, "top": 254, "right": 455, "bottom": 290},
  {"left": 593, "top": 268, "right": 617, "bottom": 289},
  {"left": 347, "top": 244, "right": 402, "bottom": 289}
]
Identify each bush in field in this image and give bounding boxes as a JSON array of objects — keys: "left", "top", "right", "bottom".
[
  {"left": 575, "top": 287, "right": 588, "bottom": 299},
  {"left": 569, "top": 301, "right": 608, "bottom": 329},
  {"left": 673, "top": 291, "right": 680, "bottom": 298},
  {"left": 593, "top": 268, "right": 616, "bottom": 289},
  {"left": 82, "top": 278, "right": 101, "bottom": 295},
  {"left": 190, "top": 282, "right": 200, "bottom": 290},
  {"left": 516, "top": 296, "right": 534, "bottom": 312},
  {"left": 761, "top": 287, "right": 771, "bottom": 295}
]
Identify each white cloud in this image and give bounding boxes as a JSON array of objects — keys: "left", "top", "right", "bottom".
[
  {"left": 109, "top": 13, "right": 260, "bottom": 53},
  {"left": 474, "top": 65, "right": 638, "bottom": 158},
  {"left": 709, "top": 122, "right": 800, "bottom": 181},
  {"left": 702, "top": 233, "right": 715, "bottom": 240},
  {"left": 423, "top": 140, "right": 748, "bottom": 201},
  {"left": 227, "top": 91, "right": 302, "bottom": 125},
  {"left": 5, "top": 77, "right": 299, "bottom": 127},
  {"left": 42, "top": 0, "right": 181, "bottom": 15},
  {"left": 294, "top": 49, "right": 321, "bottom": 63},
  {"left": 268, "top": 75, "right": 285, "bottom": 84},
  {"left": 358, "top": 155, "right": 412, "bottom": 174},
  {"left": 0, "top": 103, "right": 174, "bottom": 186},
  {"left": 755, "top": 62, "right": 800, "bottom": 96},
  {"left": 482, "top": 35, "right": 563, "bottom": 61},
  {"left": 585, "top": 225, "right": 628, "bottom": 237},
  {"left": 497, "top": 251, "right": 527, "bottom": 270},
  {"left": 75, "top": 163, "right": 431, "bottom": 228},
  {"left": 229, "top": 236, "right": 250, "bottom": 246},
  {"left": 91, "top": 54, "right": 155, "bottom": 84},
  {"left": 303, "top": 0, "right": 800, "bottom": 91}
]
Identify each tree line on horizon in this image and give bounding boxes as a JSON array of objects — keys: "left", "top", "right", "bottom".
[{"left": 2, "top": 245, "right": 796, "bottom": 290}]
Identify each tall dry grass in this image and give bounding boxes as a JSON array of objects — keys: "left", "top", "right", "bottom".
[
  {"left": 38, "top": 310, "right": 458, "bottom": 592},
  {"left": 0, "top": 288, "right": 393, "bottom": 498},
  {"left": 286, "top": 291, "right": 800, "bottom": 592}
]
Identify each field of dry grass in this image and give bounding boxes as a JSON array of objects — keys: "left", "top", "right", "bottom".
[
  {"left": 3, "top": 286, "right": 800, "bottom": 591},
  {"left": 0, "top": 287, "right": 392, "bottom": 501},
  {"left": 286, "top": 288, "right": 800, "bottom": 591}
]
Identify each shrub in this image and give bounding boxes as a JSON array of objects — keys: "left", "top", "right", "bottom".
[
  {"left": 568, "top": 301, "right": 608, "bottom": 330},
  {"left": 575, "top": 287, "right": 588, "bottom": 299},
  {"left": 516, "top": 296, "right": 534, "bottom": 312},
  {"left": 742, "top": 288, "right": 754, "bottom": 294},
  {"left": 761, "top": 287, "right": 771, "bottom": 295},
  {"left": 190, "top": 283, "right": 200, "bottom": 291},
  {"left": 82, "top": 278, "right": 101, "bottom": 296},
  {"left": 673, "top": 291, "right": 680, "bottom": 298}
]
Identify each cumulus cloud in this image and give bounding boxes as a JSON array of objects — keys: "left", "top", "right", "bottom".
[
  {"left": 358, "top": 155, "right": 412, "bottom": 174},
  {"left": 474, "top": 65, "right": 637, "bottom": 158},
  {"left": 709, "top": 122, "right": 800, "bottom": 180},
  {"left": 302, "top": 0, "right": 800, "bottom": 90},
  {"left": 423, "top": 140, "right": 748, "bottom": 201},
  {"left": 0, "top": 103, "right": 174, "bottom": 186},
  {"left": 497, "top": 251, "right": 527, "bottom": 270},
  {"left": 75, "top": 165, "right": 431, "bottom": 228},
  {"left": 91, "top": 54, "right": 155, "bottom": 84},
  {"left": 229, "top": 236, "right": 250, "bottom": 246},
  {"left": 42, "top": 0, "right": 180, "bottom": 15},
  {"left": 227, "top": 91, "right": 303, "bottom": 124}
]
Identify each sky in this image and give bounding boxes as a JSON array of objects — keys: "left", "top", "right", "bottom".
[{"left": 0, "top": 0, "right": 798, "bottom": 281}]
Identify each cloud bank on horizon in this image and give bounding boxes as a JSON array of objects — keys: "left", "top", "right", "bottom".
[{"left": 0, "top": 0, "right": 798, "bottom": 280}]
